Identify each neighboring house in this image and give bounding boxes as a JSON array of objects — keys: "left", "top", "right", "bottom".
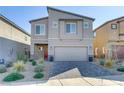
[
  {"left": 30, "top": 7, "right": 95, "bottom": 61},
  {"left": 0, "top": 14, "right": 31, "bottom": 62},
  {"left": 93, "top": 16, "right": 124, "bottom": 59}
]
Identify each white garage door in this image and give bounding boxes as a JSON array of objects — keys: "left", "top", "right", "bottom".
[{"left": 55, "top": 46, "right": 88, "bottom": 61}]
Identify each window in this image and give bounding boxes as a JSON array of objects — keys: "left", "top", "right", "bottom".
[
  {"left": 83, "top": 22, "right": 90, "bottom": 29},
  {"left": 66, "top": 23, "right": 76, "bottom": 33},
  {"left": 111, "top": 24, "right": 117, "bottom": 29},
  {"left": 24, "top": 36, "right": 27, "bottom": 41},
  {"left": 35, "top": 24, "right": 45, "bottom": 35}
]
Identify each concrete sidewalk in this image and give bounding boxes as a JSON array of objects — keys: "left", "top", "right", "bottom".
[
  {"left": 27, "top": 68, "right": 124, "bottom": 86},
  {"left": 21, "top": 76, "right": 123, "bottom": 86}
]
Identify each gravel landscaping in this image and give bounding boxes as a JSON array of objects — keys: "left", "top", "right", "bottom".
[
  {"left": 0, "top": 61, "right": 53, "bottom": 84},
  {"left": 94, "top": 59, "right": 124, "bottom": 75},
  {"left": 49, "top": 61, "right": 115, "bottom": 78}
]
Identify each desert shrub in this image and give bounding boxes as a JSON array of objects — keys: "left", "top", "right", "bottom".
[
  {"left": 33, "top": 72, "right": 44, "bottom": 79},
  {"left": 0, "top": 65, "right": 7, "bottom": 73},
  {"left": 99, "top": 54, "right": 105, "bottom": 59},
  {"left": 16, "top": 53, "right": 28, "bottom": 63},
  {"left": 23, "top": 55, "right": 28, "bottom": 63},
  {"left": 6, "top": 61, "right": 13, "bottom": 67},
  {"left": 99, "top": 59, "right": 105, "bottom": 66},
  {"left": 105, "top": 60, "right": 113, "bottom": 68},
  {"left": 13, "top": 61, "right": 25, "bottom": 72},
  {"left": 29, "top": 59, "right": 34, "bottom": 62},
  {"left": 117, "top": 67, "right": 124, "bottom": 72},
  {"left": 3, "top": 72, "right": 24, "bottom": 82},
  {"left": 39, "top": 58, "right": 44, "bottom": 64},
  {"left": 34, "top": 64, "right": 44, "bottom": 72},
  {"left": 32, "top": 60, "right": 37, "bottom": 66}
]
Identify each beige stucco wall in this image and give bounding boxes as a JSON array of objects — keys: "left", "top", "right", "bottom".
[
  {"left": 30, "top": 8, "right": 94, "bottom": 60},
  {"left": 30, "top": 18, "right": 48, "bottom": 56},
  {"left": 93, "top": 17, "right": 124, "bottom": 57},
  {"left": 0, "top": 19, "right": 30, "bottom": 61},
  {"left": 48, "top": 9, "right": 94, "bottom": 57},
  {"left": 93, "top": 24, "right": 109, "bottom": 57},
  {"left": 0, "top": 19, "right": 30, "bottom": 45},
  {"left": 120, "top": 21, "right": 124, "bottom": 33}
]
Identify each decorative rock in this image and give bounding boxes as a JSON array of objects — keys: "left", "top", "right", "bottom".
[{"left": 49, "top": 61, "right": 114, "bottom": 78}]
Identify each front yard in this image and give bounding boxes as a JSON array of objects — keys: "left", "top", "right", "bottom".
[
  {"left": 94, "top": 58, "right": 124, "bottom": 75},
  {"left": 0, "top": 57, "right": 53, "bottom": 84}
]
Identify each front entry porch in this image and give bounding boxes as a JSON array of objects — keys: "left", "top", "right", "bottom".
[{"left": 34, "top": 44, "right": 48, "bottom": 60}]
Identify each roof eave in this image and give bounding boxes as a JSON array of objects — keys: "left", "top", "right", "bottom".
[
  {"left": 94, "top": 16, "right": 124, "bottom": 32},
  {"left": 47, "top": 6, "right": 95, "bottom": 21},
  {"left": 0, "top": 14, "right": 30, "bottom": 36},
  {"left": 29, "top": 16, "right": 48, "bottom": 23}
]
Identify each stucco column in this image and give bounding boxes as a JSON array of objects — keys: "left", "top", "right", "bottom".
[
  {"left": 30, "top": 43, "right": 34, "bottom": 56},
  {"left": 88, "top": 44, "right": 93, "bottom": 56}
]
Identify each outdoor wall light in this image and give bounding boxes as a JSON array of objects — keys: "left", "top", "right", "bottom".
[{"left": 50, "top": 46, "right": 53, "bottom": 50}]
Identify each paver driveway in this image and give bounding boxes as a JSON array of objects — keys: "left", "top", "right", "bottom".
[{"left": 49, "top": 61, "right": 114, "bottom": 78}]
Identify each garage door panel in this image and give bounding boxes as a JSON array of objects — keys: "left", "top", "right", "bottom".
[{"left": 55, "top": 46, "right": 88, "bottom": 61}]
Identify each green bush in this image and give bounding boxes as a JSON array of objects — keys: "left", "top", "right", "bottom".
[
  {"left": 0, "top": 65, "right": 7, "bottom": 73},
  {"left": 33, "top": 72, "right": 44, "bottom": 79},
  {"left": 117, "top": 67, "right": 124, "bottom": 72},
  {"left": 13, "top": 61, "right": 25, "bottom": 72},
  {"left": 99, "top": 59, "right": 105, "bottom": 66},
  {"left": 3, "top": 72, "right": 24, "bottom": 82},
  {"left": 29, "top": 59, "right": 33, "bottom": 62},
  {"left": 6, "top": 61, "right": 13, "bottom": 67},
  {"left": 32, "top": 60, "right": 37, "bottom": 66},
  {"left": 34, "top": 64, "right": 44, "bottom": 72}
]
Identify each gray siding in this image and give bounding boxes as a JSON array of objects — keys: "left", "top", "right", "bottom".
[{"left": 0, "top": 37, "right": 30, "bottom": 62}]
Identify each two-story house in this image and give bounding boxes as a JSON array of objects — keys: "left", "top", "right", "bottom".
[
  {"left": 30, "top": 7, "right": 95, "bottom": 61},
  {"left": 94, "top": 16, "right": 124, "bottom": 59},
  {"left": 0, "top": 14, "right": 30, "bottom": 62}
]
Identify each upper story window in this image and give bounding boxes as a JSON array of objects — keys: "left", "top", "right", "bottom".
[
  {"left": 111, "top": 24, "right": 117, "bottom": 29},
  {"left": 35, "top": 24, "right": 45, "bottom": 35},
  {"left": 83, "top": 22, "right": 90, "bottom": 29},
  {"left": 66, "top": 23, "right": 76, "bottom": 34},
  {"left": 24, "top": 36, "right": 27, "bottom": 41}
]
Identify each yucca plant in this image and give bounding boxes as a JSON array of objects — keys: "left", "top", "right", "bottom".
[{"left": 13, "top": 61, "right": 25, "bottom": 72}]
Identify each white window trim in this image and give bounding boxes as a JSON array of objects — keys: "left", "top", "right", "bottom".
[
  {"left": 35, "top": 24, "right": 45, "bottom": 35},
  {"left": 111, "top": 24, "right": 117, "bottom": 29},
  {"left": 65, "top": 22, "right": 77, "bottom": 34}
]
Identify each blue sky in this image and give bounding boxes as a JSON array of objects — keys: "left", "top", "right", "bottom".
[{"left": 0, "top": 6, "right": 124, "bottom": 34}]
